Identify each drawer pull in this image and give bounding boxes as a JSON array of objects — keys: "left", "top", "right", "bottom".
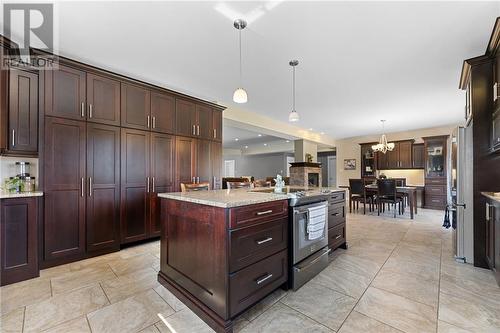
[
  {"left": 335, "top": 234, "right": 341, "bottom": 240},
  {"left": 256, "top": 237, "right": 273, "bottom": 245},
  {"left": 256, "top": 273, "right": 273, "bottom": 285},
  {"left": 432, "top": 200, "right": 440, "bottom": 203},
  {"left": 256, "top": 210, "right": 273, "bottom": 216},
  {"left": 331, "top": 212, "right": 339, "bottom": 216}
]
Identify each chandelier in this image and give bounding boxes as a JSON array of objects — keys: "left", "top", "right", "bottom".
[{"left": 372, "top": 120, "right": 395, "bottom": 154}]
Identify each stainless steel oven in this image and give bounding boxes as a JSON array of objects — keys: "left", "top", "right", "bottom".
[{"left": 290, "top": 200, "right": 330, "bottom": 290}]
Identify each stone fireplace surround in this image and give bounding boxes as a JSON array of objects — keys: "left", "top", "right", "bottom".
[{"left": 289, "top": 162, "right": 322, "bottom": 187}]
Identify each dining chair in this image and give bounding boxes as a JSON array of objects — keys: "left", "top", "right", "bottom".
[
  {"left": 227, "top": 181, "right": 252, "bottom": 189},
  {"left": 348, "top": 179, "right": 373, "bottom": 214},
  {"left": 376, "top": 179, "right": 403, "bottom": 218},
  {"left": 394, "top": 178, "right": 408, "bottom": 207},
  {"left": 222, "top": 177, "right": 248, "bottom": 189},
  {"left": 180, "top": 182, "right": 210, "bottom": 192},
  {"left": 254, "top": 180, "right": 272, "bottom": 188}
]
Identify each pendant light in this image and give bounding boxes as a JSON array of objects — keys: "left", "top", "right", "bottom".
[
  {"left": 233, "top": 19, "right": 248, "bottom": 104},
  {"left": 289, "top": 60, "right": 299, "bottom": 122},
  {"left": 372, "top": 120, "right": 395, "bottom": 154}
]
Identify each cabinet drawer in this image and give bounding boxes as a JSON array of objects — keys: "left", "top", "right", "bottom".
[
  {"left": 425, "top": 185, "right": 446, "bottom": 196},
  {"left": 229, "top": 249, "right": 287, "bottom": 317},
  {"left": 229, "top": 200, "right": 288, "bottom": 229},
  {"left": 328, "top": 191, "right": 345, "bottom": 204},
  {"left": 425, "top": 178, "right": 446, "bottom": 185},
  {"left": 425, "top": 195, "right": 446, "bottom": 208},
  {"left": 328, "top": 202, "right": 345, "bottom": 229},
  {"left": 229, "top": 217, "right": 288, "bottom": 272},
  {"left": 328, "top": 223, "right": 345, "bottom": 250}
]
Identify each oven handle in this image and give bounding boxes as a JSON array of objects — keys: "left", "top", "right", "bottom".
[
  {"left": 294, "top": 248, "right": 331, "bottom": 272},
  {"left": 294, "top": 201, "right": 328, "bottom": 214}
]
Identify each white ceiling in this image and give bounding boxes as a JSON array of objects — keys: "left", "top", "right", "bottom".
[
  {"left": 223, "top": 125, "right": 290, "bottom": 149},
  {"left": 7, "top": 1, "right": 499, "bottom": 138}
]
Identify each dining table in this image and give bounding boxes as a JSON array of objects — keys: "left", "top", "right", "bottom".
[{"left": 364, "top": 184, "right": 418, "bottom": 219}]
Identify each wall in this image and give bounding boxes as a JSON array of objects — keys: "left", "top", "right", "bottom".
[
  {"left": 294, "top": 140, "right": 317, "bottom": 162},
  {"left": 335, "top": 125, "right": 457, "bottom": 186},
  {"left": 223, "top": 152, "right": 294, "bottom": 180},
  {"left": 0, "top": 156, "right": 40, "bottom": 190},
  {"left": 380, "top": 169, "right": 424, "bottom": 186}
]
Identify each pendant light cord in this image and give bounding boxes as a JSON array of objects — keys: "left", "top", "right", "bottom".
[
  {"left": 239, "top": 28, "right": 242, "bottom": 86},
  {"left": 292, "top": 65, "right": 296, "bottom": 111}
]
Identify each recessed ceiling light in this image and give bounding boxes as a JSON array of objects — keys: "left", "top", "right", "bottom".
[
  {"left": 309, "top": 128, "right": 313, "bottom": 131},
  {"left": 286, "top": 140, "right": 290, "bottom": 143},
  {"left": 244, "top": 145, "right": 248, "bottom": 149},
  {"left": 258, "top": 134, "right": 262, "bottom": 137},
  {"left": 320, "top": 132, "right": 325, "bottom": 135},
  {"left": 263, "top": 143, "right": 268, "bottom": 146},
  {"left": 235, "top": 138, "right": 239, "bottom": 141}
]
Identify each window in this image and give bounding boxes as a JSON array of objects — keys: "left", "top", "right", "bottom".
[{"left": 224, "top": 160, "right": 235, "bottom": 177}]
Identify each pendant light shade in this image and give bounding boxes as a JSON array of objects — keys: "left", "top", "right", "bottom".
[
  {"left": 289, "top": 60, "right": 299, "bottom": 122},
  {"left": 233, "top": 88, "right": 248, "bottom": 104},
  {"left": 233, "top": 19, "right": 248, "bottom": 104},
  {"left": 372, "top": 120, "right": 395, "bottom": 154}
]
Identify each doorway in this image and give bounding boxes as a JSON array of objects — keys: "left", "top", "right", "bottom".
[{"left": 327, "top": 156, "right": 337, "bottom": 187}]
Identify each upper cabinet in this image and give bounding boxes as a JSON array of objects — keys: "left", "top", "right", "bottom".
[
  {"left": 424, "top": 136, "right": 447, "bottom": 179},
  {"left": 121, "top": 83, "right": 151, "bottom": 130},
  {"left": 412, "top": 144, "right": 425, "bottom": 169},
  {"left": 360, "top": 143, "right": 377, "bottom": 178},
  {"left": 176, "top": 99, "right": 217, "bottom": 139},
  {"left": 493, "top": 55, "right": 500, "bottom": 151},
  {"left": 376, "top": 140, "right": 414, "bottom": 170},
  {"left": 212, "top": 110, "right": 223, "bottom": 142},
  {"left": 151, "top": 91, "right": 175, "bottom": 134},
  {"left": 87, "top": 73, "right": 120, "bottom": 126},
  {"left": 196, "top": 104, "right": 212, "bottom": 139},
  {"left": 176, "top": 99, "right": 197, "bottom": 137}
]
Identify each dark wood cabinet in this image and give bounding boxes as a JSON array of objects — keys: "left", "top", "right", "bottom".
[
  {"left": 86, "top": 123, "right": 120, "bottom": 253},
  {"left": 45, "top": 64, "right": 86, "bottom": 120},
  {"left": 121, "top": 83, "right": 151, "bottom": 130},
  {"left": 484, "top": 196, "right": 500, "bottom": 286},
  {"left": 151, "top": 91, "right": 175, "bottom": 134},
  {"left": 399, "top": 140, "right": 413, "bottom": 168},
  {"left": 43, "top": 117, "right": 86, "bottom": 262},
  {"left": 176, "top": 99, "right": 196, "bottom": 137},
  {"left": 120, "top": 128, "right": 150, "bottom": 243},
  {"left": 7, "top": 68, "right": 39, "bottom": 154},
  {"left": 212, "top": 110, "right": 223, "bottom": 142},
  {"left": 196, "top": 139, "right": 212, "bottom": 183},
  {"left": 423, "top": 136, "right": 448, "bottom": 210},
  {"left": 360, "top": 143, "right": 377, "bottom": 178},
  {"left": 211, "top": 141, "right": 222, "bottom": 189},
  {"left": 0, "top": 197, "right": 38, "bottom": 286},
  {"left": 412, "top": 144, "right": 425, "bottom": 169},
  {"left": 87, "top": 73, "right": 120, "bottom": 126},
  {"left": 196, "top": 104, "right": 212, "bottom": 139},
  {"left": 175, "top": 136, "right": 196, "bottom": 190},
  {"left": 327, "top": 192, "right": 347, "bottom": 251},
  {"left": 376, "top": 140, "right": 415, "bottom": 170}
]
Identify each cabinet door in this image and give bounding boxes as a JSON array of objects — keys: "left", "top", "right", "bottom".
[
  {"left": 44, "top": 117, "right": 86, "bottom": 261},
  {"left": 0, "top": 197, "right": 38, "bottom": 286},
  {"left": 399, "top": 141, "right": 413, "bottom": 168},
  {"left": 121, "top": 83, "right": 151, "bottom": 130},
  {"left": 196, "top": 139, "right": 212, "bottom": 184},
  {"left": 486, "top": 204, "right": 494, "bottom": 269},
  {"left": 376, "top": 151, "right": 388, "bottom": 170},
  {"left": 45, "top": 64, "right": 86, "bottom": 120},
  {"left": 8, "top": 69, "right": 38, "bottom": 154},
  {"left": 87, "top": 73, "right": 120, "bottom": 126},
  {"left": 386, "top": 143, "right": 399, "bottom": 168},
  {"left": 121, "top": 128, "right": 150, "bottom": 243},
  {"left": 176, "top": 99, "right": 196, "bottom": 137},
  {"left": 412, "top": 144, "right": 425, "bottom": 169},
  {"left": 211, "top": 141, "right": 222, "bottom": 189},
  {"left": 212, "top": 110, "right": 223, "bottom": 142},
  {"left": 87, "top": 123, "right": 120, "bottom": 252},
  {"left": 151, "top": 91, "right": 175, "bottom": 134},
  {"left": 175, "top": 136, "right": 196, "bottom": 191},
  {"left": 150, "top": 133, "right": 175, "bottom": 237},
  {"left": 196, "top": 104, "right": 212, "bottom": 139}
]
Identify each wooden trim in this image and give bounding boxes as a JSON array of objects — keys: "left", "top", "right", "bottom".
[
  {"left": 486, "top": 17, "right": 500, "bottom": 56},
  {"left": 460, "top": 56, "right": 491, "bottom": 90}
]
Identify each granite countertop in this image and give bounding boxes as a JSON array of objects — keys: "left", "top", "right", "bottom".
[
  {"left": 158, "top": 186, "right": 345, "bottom": 208},
  {"left": 0, "top": 191, "right": 44, "bottom": 199},
  {"left": 481, "top": 192, "right": 500, "bottom": 203}
]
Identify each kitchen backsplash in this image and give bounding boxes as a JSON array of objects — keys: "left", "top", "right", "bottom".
[{"left": 0, "top": 156, "right": 39, "bottom": 190}]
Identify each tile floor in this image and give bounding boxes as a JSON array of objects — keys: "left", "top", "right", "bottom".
[{"left": 1, "top": 208, "right": 499, "bottom": 333}]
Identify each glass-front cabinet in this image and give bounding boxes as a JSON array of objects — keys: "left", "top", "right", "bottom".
[
  {"left": 360, "top": 143, "right": 377, "bottom": 178},
  {"left": 424, "top": 136, "right": 447, "bottom": 178}
]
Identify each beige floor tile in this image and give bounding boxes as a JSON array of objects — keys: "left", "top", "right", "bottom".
[
  {"left": 438, "top": 292, "right": 500, "bottom": 332},
  {"left": 39, "top": 264, "right": 71, "bottom": 279},
  {"left": 51, "top": 265, "right": 116, "bottom": 295},
  {"left": 311, "top": 265, "right": 371, "bottom": 299},
  {"left": 101, "top": 267, "right": 160, "bottom": 303},
  {"left": 233, "top": 315, "right": 250, "bottom": 333},
  {"left": 241, "top": 288, "right": 287, "bottom": 321},
  {"left": 156, "top": 307, "right": 214, "bottom": 333},
  {"left": 68, "top": 254, "right": 118, "bottom": 272},
  {"left": 42, "top": 316, "right": 91, "bottom": 333},
  {"left": 239, "top": 303, "right": 332, "bottom": 333},
  {"left": 281, "top": 282, "right": 356, "bottom": 331},
  {"left": 332, "top": 253, "right": 382, "bottom": 279},
  {"left": 0, "top": 277, "right": 52, "bottom": 315},
  {"left": 139, "top": 324, "right": 161, "bottom": 333},
  {"left": 87, "top": 289, "right": 174, "bottom": 333},
  {"left": 372, "top": 270, "right": 439, "bottom": 308},
  {"left": 338, "top": 311, "right": 403, "bottom": 333},
  {"left": 0, "top": 307, "right": 25, "bottom": 333},
  {"left": 390, "top": 246, "right": 440, "bottom": 268},
  {"left": 108, "top": 253, "right": 158, "bottom": 276},
  {"left": 24, "top": 284, "right": 108, "bottom": 332},
  {"left": 355, "top": 287, "right": 436, "bottom": 333},
  {"left": 154, "top": 285, "right": 187, "bottom": 312},
  {"left": 382, "top": 256, "right": 439, "bottom": 282},
  {"left": 437, "top": 320, "right": 472, "bottom": 333}
]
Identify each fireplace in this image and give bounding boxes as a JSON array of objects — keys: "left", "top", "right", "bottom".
[{"left": 289, "top": 162, "right": 322, "bottom": 187}]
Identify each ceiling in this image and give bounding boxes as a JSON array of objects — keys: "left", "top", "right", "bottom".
[
  {"left": 223, "top": 125, "right": 291, "bottom": 149},
  {"left": 7, "top": 1, "right": 499, "bottom": 139}
]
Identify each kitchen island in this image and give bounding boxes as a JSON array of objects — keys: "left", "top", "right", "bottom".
[{"left": 157, "top": 187, "right": 346, "bottom": 333}]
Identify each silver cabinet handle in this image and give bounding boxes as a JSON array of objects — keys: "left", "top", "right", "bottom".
[
  {"left": 147, "top": 177, "right": 150, "bottom": 193},
  {"left": 89, "top": 104, "right": 93, "bottom": 118},
  {"left": 11, "top": 129, "right": 15, "bottom": 147},
  {"left": 335, "top": 234, "right": 341, "bottom": 240},
  {"left": 88, "top": 177, "right": 92, "bottom": 196},
  {"left": 256, "top": 210, "right": 273, "bottom": 216},
  {"left": 152, "top": 116, "right": 156, "bottom": 129},
  {"left": 256, "top": 273, "right": 273, "bottom": 285},
  {"left": 81, "top": 178, "right": 84, "bottom": 197},
  {"left": 192, "top": 177, "right": 196, "bottom": 183},
  {"left": 152, "top": 177, "right": 155, "bottom": 193},
  {"left": 147, "top": 115, "right": 150, "bottom": 128},
  {"left": 192, "top": 125, "right": 196, "bottom": 135},
  {"left": 213, "top": 128, "right": 216, "bottom": 138},
  {"left": 196, "top": 176, "right": 200, "bottom": 183},
  {"left": 256, "top": 237, "right": 273, "bottom": 245},
  {"left": 81, "top": 102, "right": 85, "bottom": 117},
  {"left": 197, "top": 125, "right": 200, "bottom": 136}
]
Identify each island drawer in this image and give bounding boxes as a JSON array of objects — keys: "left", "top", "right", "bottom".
[
  {"left": 229, "top": 217, "right": 288, "bottom": 273},
  {"left": 229, "top": 200, "right": 288, "bottom": 229},
  {"left": 328, "top": 223, "right": 345, "bottom": 250},
  {"left": 229, "top": 249, "right": 287, "bottom": 317},
  {"left": 328, "top": 191, "right": 345, "bottom": 204},
  {"left": 328, "top": 202, "right": 345, "bottom": 228}
]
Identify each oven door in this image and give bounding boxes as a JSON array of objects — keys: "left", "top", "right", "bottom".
[{"left": 292, "top": 201, "right": 328, "bottom": 264}]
